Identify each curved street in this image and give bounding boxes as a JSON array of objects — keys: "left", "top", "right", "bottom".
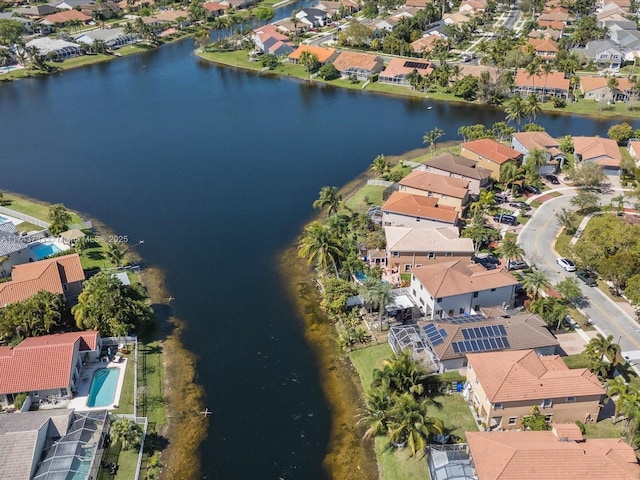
[{"left": 518, "top": 190, "right": 640, "bottom": 355}]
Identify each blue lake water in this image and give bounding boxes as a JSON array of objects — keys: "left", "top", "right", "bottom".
[{"left": 0, "top": 37, "right": 635, "bottom": 479}]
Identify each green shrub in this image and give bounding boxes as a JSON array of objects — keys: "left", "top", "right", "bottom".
[{"left": 14, "top": 392, "right": 28, "bottom": 409}]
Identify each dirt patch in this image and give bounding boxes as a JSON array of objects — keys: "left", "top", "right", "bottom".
[
  {"left": 279, "top": 242, "right": 379, "bottom": 480},
  {"left": 141, "top": 267, "right": 207, "bottom": 480}
]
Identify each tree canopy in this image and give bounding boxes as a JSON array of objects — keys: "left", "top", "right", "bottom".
[
  {"left": 0, "top": 291, "right": 65, "bottom": 344},
  {"left": 72, "top": 273, "right": 153, "bottom": 336},
  {"left": 48, "top": 204, "right": 72, "bottom": 236}
]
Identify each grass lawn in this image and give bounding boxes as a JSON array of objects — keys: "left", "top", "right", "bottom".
[
  {"left": 566, "top": 304, "right": 592, "bottom": 330},
  {"left": 554, "top": 232, "right": 572, "bottom": 258},
  {"left": 2, "top": 193, "right": 82, "bottom": 225},
  {"left": 541, "top": 99, "right": 640, "bottom": 119},
  {"left": 344, "top": 185, "right": 386, "bottom": 213},
  {"left": 350, "top": 343, "right": 393, "bottom": 389},
  {"left": 98, "top": 441, "right": 140, "bottom": 480},
  {"left": 112, "top": 350, "right": 135, "bottom": 416},
  {"left": 375, "top": 437, "right": 430, "bottom": 480},
  {"left": 562, "top": 353, "right": 591, "bottom": 369},
  {"left": 584, "top": 418, "right": 626, "bottom": 439}
]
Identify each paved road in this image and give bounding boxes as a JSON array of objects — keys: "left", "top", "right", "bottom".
[{"left": 518, "top": 192, "right": 640, "bottom": 354}]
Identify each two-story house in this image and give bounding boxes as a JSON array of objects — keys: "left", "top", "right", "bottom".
[
  {"left": 511, "top": 131, "right": 566, "bottom": 173},
  {"left": 460, "top": 139, "right": 523, "bottom": 180},
  {"left": 0, "top": 331, "right": 101, "bottom": 408},
  {"left": 385, "top": 226, "right": 474, "bottom": 273},
  {"left": 573, "top": 135, "right": 622, "bottom": 174},
  {"left": 572, "top": 40, "right": 624, "bottom": 70},
  {"left": 409, "top": 260, "right": 519, "bottom": 319},
  {"left": 397, "top": 170, "right": 471, "bottom": 212},
  {"left": 419, "top": 153, "right": 493, "bottom": 196},
  {"left": 381, "top": 192, "right": 460, "bottom": 229},
  {"left": 465, "top": 349, "right": 605, "bottom": 431}
]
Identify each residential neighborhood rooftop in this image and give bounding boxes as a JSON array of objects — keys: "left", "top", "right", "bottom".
[
  {"left": 422, "top": 152, "right": 492, "bottom": 180},
  {"left": 399, "top": 170, "right": 470, "bottom": 199},
  {"left": 460, "top": 139, "right": 522, "bottom": 165},
  {"left": 385, "top": 226, "right": 473, "bottom": 252},
  {"left": 382, "top": 191, "right": 460, "bottom": 223}
]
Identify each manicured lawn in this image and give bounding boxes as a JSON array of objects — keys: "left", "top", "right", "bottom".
[
  {"left": 584, "top": 418, "right": 625, "bottom": 439},
  {"left": 428, "top": 393, "right": 478, "bottom": 441},
  {"left": 344, "top": 185, "right": 386, "bottom": 213},
  {"left": 562, "top": 353, "right": 591, "bottom": 369},
  {"left": 350, "top": 343, "right": 393, "bottom": 389},
  {"left": 112, "top": 351, "right": 135, "bottom": 415},
  {"left": 79, "top": 239, "right": 108, "bottom": 271},
  {"left": 541, "top": 99, "right": 640, "bottom": 119},
  {"left": 98, "top": 441, "right": 140, "bottom": 480},
  {"left": 554, "top": 232, "right": 572, "bottom": 258},
  {"left": 57, "top": 54, "right": 112, "bottom": 71},
  {"left": 375, "top": 437, "right": 430, "bottom": 480},
  {"left": 2, "top": 193, "right": 82, "bottom": 225}
]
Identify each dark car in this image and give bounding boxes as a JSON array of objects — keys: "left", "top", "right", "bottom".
[
  {"left": 494, "top": 193, "right": 509, "bottom": 204},
  {"left": 472, "top": 254, "right": 500, "bottom": 265},
  {"left": 508, "top": 201, "right": 531, "bottom": 211},
  {"left": 545, "top": 174, "right": 560, "bottom": 184},
  {"left": 493, "top": 213, "right": 518, "bottom": 225},
  {"left": 523, "top": 185, "right": 541, "bottom": 194},
  {"left": 576, "top": 270, "right": 597, "bottom": 287}
]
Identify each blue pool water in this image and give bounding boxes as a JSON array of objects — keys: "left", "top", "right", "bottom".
[
  {"left": 29, "top": 242, "right": 61, "bottom": 260},
  {"left": 0, "top": 215, "right": 7, "bottom": 223},
  {"left": 87, "top": 368, "right": 119, "bottom": 408}
]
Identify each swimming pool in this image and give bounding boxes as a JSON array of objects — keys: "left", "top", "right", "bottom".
[
  {"left": 87, "top": 368, "right": 120, "bottom": 408},
  {"left": 29, "top": 242, "right": 61, "bottom": 260}
]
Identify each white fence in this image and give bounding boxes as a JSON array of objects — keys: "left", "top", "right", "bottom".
[
  {"left": 111, "top": 414, "right": 148, "bottom": 480},
  {"left": 367, "top": 179, "right": 395, "bottom": 187},
  {"left": 0, "top": 206, "right": 50, "bottom": 228}
]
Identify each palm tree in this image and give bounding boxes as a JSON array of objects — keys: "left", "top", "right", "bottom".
[
  {"left": 109, "top": 417, "right": 143, "bottom": 450},
  {"left": 359, "top": 277, "right": 392, "bottom": 323},
  {"left": 299, "top": 50, "right": 319, "bottom": 73},
  {"left": 525, "top": 148, "right": 546, "bottom": 179},
  {"left": 297, "top": 221, "right": 343, "bottom": 275},
  {"left": 312, "top": 186, "right": 342, "bottom": 217},
  {"left": 423, "top": 127, "right": 444, "bottom": 157},
  {"left": 387, "top": 393, "right": 444, "bottom": 456},
  {"left": 462, "top": 220, "right": 496, "bottom": 255},
  {"left": 611, "top": 194, "right": 626, "bottom": 216},
  {"left": 585, "top": 333, "right": 621, "bottom": 365},
  {"left": 608, "top": 76, "right": 619, "bottom": 103},
  {"left": 369, "top": 154, "right": 390, "bottom": 177},
  {"left": 499, "top": 161, "right": 523, "bottom": 196},
  {"left": 469, "top": 190, "right": 495, "bottom": 217},
  {"left": 357, "top": 388, "right": 393, "bottom": 439},
  {"left": 505, "top": 94, "right": 526, "bottom": 129},
  {"left": 496, "top": 237, "right": 524, "bottom": 264},
  {"left": 106, "top": 242, "right": 128, "bottom": 267},
  {"left": 523, "top": 93, "right": 542, "bottom": 122},
  {"left": 521, "top": 269, "right": 550, "bottom": 299}
]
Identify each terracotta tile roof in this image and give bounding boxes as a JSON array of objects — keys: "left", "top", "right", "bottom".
[
  {"left": 203, "top": 1, "right": 228, "bottom": 10},
  {"left": 537, "top": 19, "right": 565, "bottom": 30},
  {"left": 538, "top": 10, "right": 569, "bottom": 21},
  {"left": 528, "top": 37, "right": 559, "bottom": 52},
  {"left": 332, "top": 51, "right": 382, "bottom": 72},
  {"left": 514, "top": 69, "right": 570, "bottom": 91},
  {"left": 380, "top": 57, "right": 434, "bottom": 77},
  {"left": 628, "top": 140, "right": 640, "bottom": 158},
  {"left": 411, "top": 260, "right": 518, "bottom": 298},
  {"left": 153, "top": 9, "right": 189, "bottom": 21},
  {"left": 382, "top": 192, "right": 459, "bottom": 223},
  {"left": 466, "top": 349, "right": 605, "bottom": 403},
  {"left": 0, "top": 253, "right": 85, "bottom": 307},
  {"left": 398, "top": 170, "right": 469, "bottom": 198},
  {"left": 422, "top": 152, "right": 492, "bottom": 180},
  {"left": 466, "top": 430, "right": 640, "bottom": 480},
  {"left": 410, "top": 34, "right": 446, "bottom": 53},
  {"left": 573, "top": 136, "right": 622, "bottom": 167},
  {"left": 288, "top": 45, "right": 337, "bottom": 63},
  {"left": 419, "top": 314, "right": 558, "bottom": 361},
  {"left": 41, "top": 9, "right": 91, "bottom": 24},
  {"left": 0, "top": 331, "right": 99, "bottom": 394},
  {"left": 385, "top": 226, "right": 473, "bottom": 253},
  {"left": 253, "top": 23, "right": 289, "bottom": 42},
  {"left": 552, "top": 423, "right": 584, "bottom": 441},
  {"left": 579, "top": 75, "right": 633, "bottom": 93},
  {"left": 405, "top": 0, "right": 432, "bottom": 7},
  {"left": 442, "top": 12, "right": 471, "bottom": 24},
  {"left": 461, "top": 139, "right": 522, "bottom": 165}
]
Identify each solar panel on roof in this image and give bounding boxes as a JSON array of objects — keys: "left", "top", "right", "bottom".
[
  {"left": 423, "top": 323, "right": 447, "bottom": 347},
  {"left": 452, "top": 343, "right": 460, "bottom": 354},
  {"left": 404, "top": 60, "right": 429, "bottom": 70},
  {"left": 498, "top": 325, "right": 507, "bottom": 335},
  {"left": 489, "top": 338, "right": 498, "bottom": 349}
]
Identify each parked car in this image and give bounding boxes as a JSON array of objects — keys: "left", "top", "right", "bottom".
[
  {"left": 493, "top": 213, "right": 518, "bottom": 225},
  {"left": 508, "top": 202, "right": 531, "bottom": 211},
  {"left": 576, "top": 270, "right": 597, "bottom": 287},
  {"left": 556, "top": 257, "right": 576, "bottom": 272},
  {"left": 472, "top": 254, "right": 500, "bottom": 266},
  {"left": 545, "top": 174, "right": 560, "bottom": 185},
  {"left": 494, "top": 193, "right": 509, "bottom": 203},
  {"left": 523, "top": 185, "right": 541, "bottom": 195},
  {"left": 507, "top": 260, "right": 528, "bottom": 270}
]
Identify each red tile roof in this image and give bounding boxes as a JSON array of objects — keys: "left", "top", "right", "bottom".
[
  {"left": 461, "top": 139, "right": 522, "bottom": 165},
  {"left": 573, "top": 136, "right": 622, "bottom": 167},
  {"left": 288, "top": 45, "right": 337, "bottom": 63},
  {"left": 382, "top": 192, "right": 459, "bottom": 224},
  {"left": 380, "top": 57, "right": 434, "bottom": 77},
  {"left": 528, "top": 37, "right": 559, "bottom": 53},
  {"left": 514, "top": 69, "right": 570, "bottom": 91},
  {"left": 0, "top": 331, "right": 99, "bottom": 394},
  {"left": 398, "top": 170, "right": 470, "bottom": 198},
  {"left": 42, "top": 9, "right": 92, "bottom": 24},
  {"left": 467, "top": 430, "right": 640, "bottom": 480},
  {"left": 0, "top": 254, "right": 85, "bottom": 307},
  {"left": 332, "top": 51, "right": 382, "bottom": 72}
]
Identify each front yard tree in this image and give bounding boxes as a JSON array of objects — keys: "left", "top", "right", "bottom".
[
  {"left": 521, "top": 269, "right": 551, "bottom": 300},
  {"left": 106, "top": 242, "right": 128, "bottom": 267},
  {"left": 48, "top": 203, "right": 72, "bottom": 236},
  {"left": 585, "top": 333, "right": 621, "bottom": 369},
  {"left": 570, "top": 188, "right": 599, "bottom": 213},
  {"left": 387, "top": 393, "right": 444, "bottom": 456},
  {"left": 556, "top": 277, "right": 582, "bottom": 305},
  {"left": 529, "top": 296, "right": 567, "bottom": 329},
  {"left": 110, "top": 417, "right": 143, "bottom": 450},
  {"left": 318, "top": 63, "right": 339, "bottom": 80},
  {"left": 556, "top": 207, "right": 578, "bottom": 235},
  {"left": 72, "top": 272, "right": 153, "bottom": 337},
  {"left": 313, "top": 186, "right": 342, "bottom": 216},
  {"left": 566, "top": 162, "right": 606, "bottom": 188},
  {"left": 496, "top": 237, "right": 525, "bottom": 265}
]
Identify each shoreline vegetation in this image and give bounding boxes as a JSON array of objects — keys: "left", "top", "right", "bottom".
[{"left": 0, "top": 190, "right": 206, "bottom": 480}]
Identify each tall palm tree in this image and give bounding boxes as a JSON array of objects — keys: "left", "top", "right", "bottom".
[
  {"left": 106, "top": 242, "right": 128, "bottom": 267},
  {"left": 521, "top": 269, "right": 550, "bottom": 299},
  {"left": 357, "top": 388, "right": 392, "bottom": 439},
  {"left": 499, "top": 161, "right": 523, "bottom": 196},
  {"left": 387, "top": 393, "right": 444, "bottom": 456},
  {"left": 608, "top": 76, "right": 620, "bottom": 102},
  {"left": 523, "top": 93, "right": 542, "bottom": 122},
  {"left": 469, "top": 190, "right": 495, "bottom": 217},
  {"left": 109, "top": 417, "right": 143, "bottom": 450},
  {"left": 585, "top": 333, "right": 621, "bottom": 365},
  {"left": 525, "top": 147, "right": 546, "bottom": 179},
  {"left": 505, "top": 94, "right": 526, "bottom": 129},
  {"left": 611, "top": 194, "right": 626, "bottom": 215},
  {"left": 496, "top": 237, "right": 524, "bottom": 264},
  {"left": 423, "top": 127, "right": 444, "bottom": 157},
  {"left": 297, "top": 221, "right": 343, "bottom": 275},
  {"left": 359, "top": 277, "right": 392, "bottom": 323},
  {"left": 369, "top": 154, "right": 390, "bottom": 177},
  {"left": 462, "top": 220, "right": 496, "bottom": 255},
  {"left": 313, "top": 186, "right": 342, "bottom": 217}
]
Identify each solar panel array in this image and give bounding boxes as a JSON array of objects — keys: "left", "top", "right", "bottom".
[
  {"left": 404, "top": 60, "right": 430, "bottom": 70},
  {"left": 452, "top": 324, "right": 510, "bottom": 354},
  {"left": 446, "top": 314, "right": 487, "bottom": 325},
  {"left": 423, "top": 323, "right": 448, "bottom": 346}
]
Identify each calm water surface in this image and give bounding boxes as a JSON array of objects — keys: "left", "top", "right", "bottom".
[{"left": 0, "top": 39, "right": 632, "bottom": 479}]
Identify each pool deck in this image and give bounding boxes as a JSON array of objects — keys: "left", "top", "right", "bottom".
[
  {"left": 68, "top": 357, "right": 128, "bottom": 412},
  {"left": 0, "top": 212, "right": 24, "bottom": 226}
]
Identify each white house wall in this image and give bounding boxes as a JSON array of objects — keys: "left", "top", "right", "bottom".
[{"left": 382, "top": 211, "right": 454, "bottom": 229}]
